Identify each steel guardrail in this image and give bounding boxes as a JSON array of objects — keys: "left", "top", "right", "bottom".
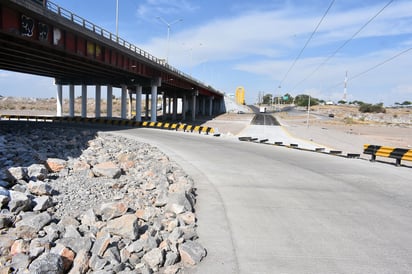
[
  {"left": 363, "top": 144, "right": 412, "bottom": 166},
  {"left": 238, "top": 136, "right": 361, "bottom": 159}
]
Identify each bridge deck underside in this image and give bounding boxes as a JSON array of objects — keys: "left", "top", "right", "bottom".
[
  {"left": 0, "top": 32, "right": 151, "bottom": 88},
  {"left": 0, "top": 0, "right": 223, "bottom": 99}
]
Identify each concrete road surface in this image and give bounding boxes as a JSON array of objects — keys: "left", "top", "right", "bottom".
[{"left": 112, "top": 128, "right": 412, "bottom": 274}]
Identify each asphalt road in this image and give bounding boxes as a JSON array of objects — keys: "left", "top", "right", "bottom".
[
  {"left": 112, "top": 128, "right": 412, "bottom": 274},
  {"left": 251, "top": 114, "right": 280, "bottom": 126},
  {"left": 248, "top": 105, "right": 280, "bottom": 126}
]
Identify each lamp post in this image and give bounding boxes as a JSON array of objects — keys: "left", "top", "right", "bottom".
[
  {"left": 115, "top": 0, "right": 119, "bottom": 37},
  {"left": 157, "top": 17, "right": 183, "bottom": 63}
]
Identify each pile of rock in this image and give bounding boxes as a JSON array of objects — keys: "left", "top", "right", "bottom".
[{"left": 0, "top": 123, "right": 206, "bottom": 273}]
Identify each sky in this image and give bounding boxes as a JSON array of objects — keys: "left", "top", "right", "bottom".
[{"left": 1, "top": 0, "right": 412, "bottom": 105}]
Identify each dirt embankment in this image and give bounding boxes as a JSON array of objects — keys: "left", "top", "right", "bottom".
[
  {"left": 0, "top": 96, "right": 125, "bottom": 117},
  {"left": 277, "top": 105, "right": 412, "bottom": 150}
]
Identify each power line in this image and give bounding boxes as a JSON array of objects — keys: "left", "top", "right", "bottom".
[
  {"left": 327, "top": 45, "right": 412, "bottom": 91},
  {"left": 278, "top": 0, "right": 335, "bottom": 88},
  {"left": 351, "top": 47, "right": 412, "bottom": 81},
  {"left": 293, "top": 0, "right": 395, "bottom": 90}
]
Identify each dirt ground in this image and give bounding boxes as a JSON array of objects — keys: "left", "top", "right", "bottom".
[{"left": 278, "top": 105, "right": 412, "bottom": 149}]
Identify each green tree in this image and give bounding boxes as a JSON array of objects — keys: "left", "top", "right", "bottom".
[
  {"left": 282, "top": 93, "right": 294, "bottom": 104},
  {"left": 262, "top": 94, "right": 272, "bottom": 104},
  {"left": 350, "top": 100, "right": 365, "bottom": 106},
  {"left": 295, "top": 94, "right": 319, "bottom": 108}
]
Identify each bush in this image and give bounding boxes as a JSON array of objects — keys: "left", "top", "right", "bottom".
[
  {"left": 295, "top": 94, "right": 319, "bottom": 108},
  {"left": 343, "top": 117, "right": 355, "bottom": 124},
  {"left": 358, "top": 103, "right": 386, "bottom": 113}
]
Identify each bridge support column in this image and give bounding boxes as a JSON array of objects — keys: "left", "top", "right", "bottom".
[
  {"left": 107, "top": 85, "right": 113, "bottom": 118},
  {"left": 136, "top": 85, "right": 142, "bottom": 122},
  {"left": 145, "top": 93, "right": 149, "bottom": 119},
  {"left": 162, "top": 93, "right": 167, "bottom": 121},
  {"left": 167, "top": 96, "right": 172, "bottom": 117},
  {"left": 128, "top": 89, "right": 133, "bottom": 119},
  {"left": 202, "top": 97, "right": 206, "bottom": 116},
  {"left": 81, "top": 84, "right": 87, "bottom": 118},
  {"left": 121, "top": 85, "right": 127, "bottom": 119},
  {"left": 95, "top": 85, "right": 101, "bottom": 118},
  {"left": 172, "top": 94, "right": 178, "bottom": 120},
  {"left": 151, "top": 77, "right": 161, "bottom": 122},
  {"left": 56, "top": 84, "right": 63, "bottom": 117},
  {"left": 191, "top": 93, "right": 197, "bottom": 121},
  {"left": 182, "top": 95, "right": 186, "bottom": 120},
  {"left": 209, "top": 96, "right": 214, "bottom": 116},
  {"left": 151, "top": 86, "right": 158, "bottom": 122},
  {"left": 69, "top": 84, "right": 75, "bottom": 117}
]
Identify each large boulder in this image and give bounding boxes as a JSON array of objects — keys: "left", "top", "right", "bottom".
[
  {"left": 142, "top": 248, "right": 165, "bottom": 270},
  {"left": 46, "top": 158, "right": 67, "bottom": 172},
  {"left": 8, "top": 190, "right": 31, "bottom": 213},
  {"left": 92, "top": 162, "right": 121, "bottom": 179},
  {"left": 15, "top": 212, "right": 52, "bottom": 233},
  {"left": 27, "top": 164, "right": 48, "bottom": 181},
  {"left": 28, "top": 252, "right": 64, "bottom": 274},
  {"left": 28, "top": 181, "right": 53, "bottom": 196},
  {"left": 178, "top": 240, "right": 206, "bottom": 266},
  {"left": 106, "top": 214, "right": 139, "bottom": 240},
  {"left": 7, "top": 167, "right": 28, "bottom": 182}
]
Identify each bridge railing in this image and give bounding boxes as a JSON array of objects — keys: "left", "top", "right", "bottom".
[{"left": 44, "top": 1, "right": 219, "bottom": 94}]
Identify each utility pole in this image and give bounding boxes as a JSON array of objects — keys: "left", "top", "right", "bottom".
[
  {"left": 343, "top": 71, "right": 348, "bottom": 103},
  {"left": 306, "top": 95, "right": 311, "bottom": 128},
  {"left": 115, "top": 0, "right": 119, "bottom": 37}
]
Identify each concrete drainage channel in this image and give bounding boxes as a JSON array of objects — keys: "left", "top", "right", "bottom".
[{"left": 238, "top": 136, "right": 361, "bottom": 159}]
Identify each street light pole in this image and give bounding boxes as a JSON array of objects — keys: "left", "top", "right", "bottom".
[
  {"left": 115, "top": 0, "right": 119, "bottom": 37},
  {"left": 157, "top": 17, "right": 183, "bottom": 63}
]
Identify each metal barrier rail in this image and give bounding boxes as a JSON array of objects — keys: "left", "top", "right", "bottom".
[
  {"left": 238, "top": 136, "right": 361, "bottom": 159},
  {"left": 0, "top": 115, "right": 216, "bottom": 135},
  {"left": 43, "top": 1, "right": 220, "bottom": 95},
  {"left": 363, "top": 144, "right": 412, "bottom": 166}
]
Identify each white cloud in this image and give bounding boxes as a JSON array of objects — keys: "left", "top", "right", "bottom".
[
  {"left": 140, "top": 0, "right": 412, "bottom": 71},
  {"left": 0, "top": 71, "right": 11, "bottom": 78},
  {"left": 136, "top": 0, "right": 198, "bottom": 18},
  {"left": 392, "top": 84, "right": 412, "bottom": 95}
]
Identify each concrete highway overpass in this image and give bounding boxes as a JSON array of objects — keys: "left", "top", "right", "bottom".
[{"left": 0, "top": 0, "right": 224, "bottom": 121}]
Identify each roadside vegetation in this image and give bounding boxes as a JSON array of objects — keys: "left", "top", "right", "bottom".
[{"left": 358, "top": 102, "right": 386, "bottom": 113}]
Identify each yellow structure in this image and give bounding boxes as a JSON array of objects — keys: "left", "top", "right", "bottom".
[{"left": 235, "top": 86, "right": 245, "bottom": 105}]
